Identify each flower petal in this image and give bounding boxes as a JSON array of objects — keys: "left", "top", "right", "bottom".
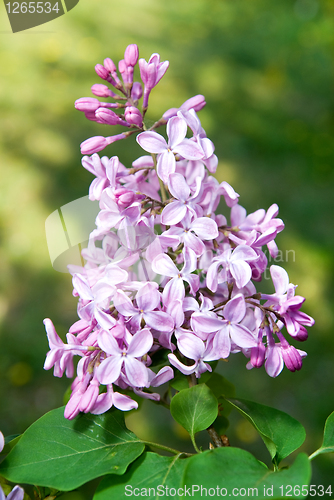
[{"left": 136, "top": 131, "right": 167, "bottom": 154}]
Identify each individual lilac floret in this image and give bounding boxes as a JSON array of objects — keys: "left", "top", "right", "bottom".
[
  {"left": 113, "top": 282, "right": 174, "bottom": 332},
  {"left": 43, "top": 318, "right": 87, "bottom": 378},
  {"left": 139, "top": 53, "right": 169, "bottom": 109},
  {"left": 137, "top": 116, "right": 204, "bottom": 183},
  {"left": 168, "top": 333, "right": 216, "bottom": 378},
  {"left": 262, "top": 265, "right": 315, "bottom": 338},
  {"left": 96, "top": 328, "right": 153, "bottom": 388}
]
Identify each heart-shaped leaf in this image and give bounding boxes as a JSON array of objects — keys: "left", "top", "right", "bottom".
[
  {"left": 170, "top": 384, "right": 218, "bottom": 452},
  {"left": 94, "top": 452, "right": 188, "bottom": 500},
  {"left": 183, "top": 448, "right": 311, "bottom": 499},
  {"left": 0, "top": 407, "right": 145, "bottom": 490},
  {"left": 227, "top": 398, "right": 305, "bottom": 464}
]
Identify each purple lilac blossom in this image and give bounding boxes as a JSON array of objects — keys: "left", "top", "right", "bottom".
[{"left": 44, "top": 44, "right": 314, "bottom": 419}]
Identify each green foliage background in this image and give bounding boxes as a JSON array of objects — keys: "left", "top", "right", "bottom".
[{"left": 0, "top": 0, "right": 333, "bottom": 492}]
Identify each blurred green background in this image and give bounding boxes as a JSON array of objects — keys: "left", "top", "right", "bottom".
[{"left": 0, "top": 0, "right": 333, "bottom": 492}]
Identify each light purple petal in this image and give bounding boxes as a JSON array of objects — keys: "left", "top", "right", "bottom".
[
  {"left": 113, "top": 290, "right": 138, "bottom": 316},
  {"left": 124, "top": 357, "right": 149, "bottom": 387},
  {"left": 113, "top": 392, "right": 138, "bottom": 411},
  {"left": 152, "top": 253, "right": 178, "bottom": 278},
  {"left": 144, "top": 311, "right": 174, "bottom": 332},
  {"left": 161, "top": 201, "right": 187, "bottom": 226},
  {"left": 150, "top": 366, "right": 174, "bottom": 387},
  {"left": 231, "top": 245, "right": 259, "bottom": 262},
  {"left": 136, "top": 283, "right": 160, "bottom": 311},
  {"left": 94, "top": 309, "right": 117, "bottom": 330},
  {"left": 230, "top": 260, "right": 252, "bottom": 289},
  {"left": 72, "top": 275, "right": 93, "bottom": 301},
  {"left": 0, "top": 431, "right": 4, "bottom": 453},
  {"left": 191, "top": 313, "right": 225, "bottom": 335},
  {"left": 127, "top": 328, "right": 153, "bottom": 357},
  {"left": 213, "top": 326, "right": 231, "bottom": 358},
  {"left": 162, "top": 276, "right": 185, "bottom": 303},
  {"left": 177, "top": 334, "right": 205, "bottom": 361},
  {"left": 174, "top": 139, "right": 204, "bottom": 160},
  {"left": 7, "top": 486, "right": 25, "bottom": 500},
  {"left": 270, "top": 265, "right": 289, "bottom": 295},
  {"left": 230, "top": 204, "right": 247, "bottom": 227},
  {"left": 96, "top": 356, "right": 123, "bottom": 385},
  {"left": 98, "top": 330, "right": 122, "bottom": 355},
  {"left": 190, "top": 217, "right": 219, "bottom": 240},
  {"left": 182, "top": 246, "right": 198, "bottom": 275},
  {"left": 223, "top": 294, "right": 246, "bottom": 323},
  {"left": 136, "top": 131, "right": 167, "bottom": 154},
  {"left": 168, "top": 353, "right": 197, "bottom": 375},
  {"left": 229, "top": 324, "right": 257, "bottom": 349},
  {"left": 206, "top": 261, "right": 221, "bottom": 293},
  {"left": 168, "top": 173, "right": 190, "bottom": 201},
  {"left": 265, "top": 347, "right": 284, "bottom": 377},
  {"left": 167, "top": 116, "right": 187, "bottom": 149},
  {"left": 157, "top": 150, "right": 176, "bottom": 184}
]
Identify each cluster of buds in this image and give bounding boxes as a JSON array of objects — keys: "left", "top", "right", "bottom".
[{"left": 44, "top": 44, "right": 314, "bottom": 419}]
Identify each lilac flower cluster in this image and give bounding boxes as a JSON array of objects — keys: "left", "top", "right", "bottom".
[{"left": 44, "top": 45, "right": 314, "bottom": 419}]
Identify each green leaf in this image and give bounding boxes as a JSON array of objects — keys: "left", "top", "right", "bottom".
[
  {"left": 206, "top": 373, "right": 235, "bottom": 400},
  {"left": 94, "top": 452, "right": 188, "bottom": 500},
  {"left": 206, "top": 373, "right": 235, "bottom": 417},
  {"left": 170, "top": 384, "right": 218, "bottom": 451},
  {"left": 227, "top": 398, "right": 305, "bottom": 464},
  {"left": 183, "top": 448, "right": 311, "bottom": 499},
  {"left": 0, "top": 436, "right": 21, "bottom": 464},
  {"left": 309, "top": 411, "right": 334, "bottom": 460},
  {"left": 0, "top": 406, "right": 145, "bottom": 491}
]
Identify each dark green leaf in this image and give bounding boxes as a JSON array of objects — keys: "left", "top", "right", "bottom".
[
  {"left": 183, "top": 448, "right": 311, "bottom": 499},
  {"left": 309, "top": 411, "right": 334, "bottom": 460},
  {"left": 170, "top": 384, "right": 218, "bottom": 450},
  {"left": 206, "top": 373, "right": 235, "bottom": 400},
  {"left": 0, "top": 406, "right": 145, "bottom": 490},
  {"left": 226, "top": 398, "right": 306, "bottom": 464},
  {"left": 94, "top": 452, "right": 188, "bottom": 500}
]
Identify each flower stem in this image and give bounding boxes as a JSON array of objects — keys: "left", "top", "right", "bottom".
[{"left": 141, "top": 440, "right": 192, "bottom": 456}]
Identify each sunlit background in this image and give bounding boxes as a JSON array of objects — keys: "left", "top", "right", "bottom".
[{"left": 0, "top": 0, "right": 333, "bottom": 494}]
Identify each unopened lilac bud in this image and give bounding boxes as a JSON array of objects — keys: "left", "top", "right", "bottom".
[
  {"left": 80, "top": 136, "right": 109, "bottom": 155},
  {"left": 75, "top": 98, "right": 118, "bottom": 113},
  {"left": 118, "top": 59, "right": 129, "bottom": 85},
  {"left": 124, "top": 106, "right": 143, "bottom": 127},
  {"left": 124, "top": 44, "right": 139, "bottom": 67},
  {"left": 95, "top": 64, "right": 109, "bottom": 80},
  {"left": 91, "top": 84, "right": 117, "bottom": 98},
  {"left": 103, "top": 58, "right": 117, "bottom": 73},
  {"left": 281, "top": 344, "right": 303, "bottom": 372},
  {"left": 131, "top": 82, "right": 143, "bottom": 100},
  {"left": 295, "top": 325, "right": 308, "bottom": 342},
  {"left": 114, "top": 188, "right": 136, "bottom": 209},
  {"left": 75, "top": 97, "right": 102, "bottom": 112},
  {"left": 80, "top": 133, "right": 127, "bottom": 154},
  {"left": 95, "top": 108, "right": 130, "bottom": 127},
  {"left": 84, "top": 111, "right": 98, "bottom": 122},
  {"left": 79, "top": 378, "right": 100, "bottom": 413},
  {"left": 250, "top": 342, "right": 266, "bottom": 368},
  {"left": 180, "top": 94, "right": 206, "bottom": 112}
]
